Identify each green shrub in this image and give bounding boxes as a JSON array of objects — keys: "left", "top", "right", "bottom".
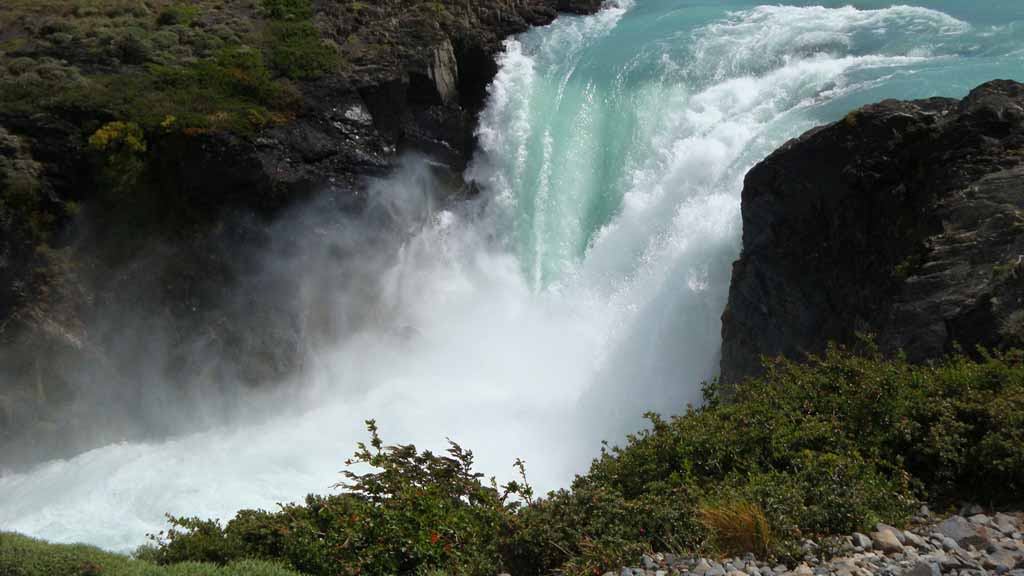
[
  {"left": 0, "top": 532, "right": 303, "bottom": 576},
  {"left": 265, "top": 21, "right": 340, "bottom": 80},
  {"left": 140, "top": 349, "right": 1024, "bottom": 575},
  {"left": 261, "top": 0, "right": 314, "bottom": 21},
  {"left": 157, "top": 4, "right": 202, "bottom": 27},
  {"left": 146, "top": 420, "right": 534, "bottom": 576}
]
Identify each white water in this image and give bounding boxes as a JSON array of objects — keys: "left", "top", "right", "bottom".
[{"left": 2, "top": 1, "right": 1019, "bottom": 552}]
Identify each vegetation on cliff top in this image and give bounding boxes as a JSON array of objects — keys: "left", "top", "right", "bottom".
[
  {"left": 109, "top": 347, "right": 1024, "bottom": 576},
  {"left": 0, "top": 0, "right": 556, "bottom": 311}
]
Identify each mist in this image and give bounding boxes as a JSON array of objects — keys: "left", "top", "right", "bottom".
[{"left": 0, "top": 147, "right": 708, "bottom": 550}]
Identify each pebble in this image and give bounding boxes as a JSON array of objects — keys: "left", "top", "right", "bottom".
[{"left": 608, "top": 511, "right": 1023, "bottom": 576}]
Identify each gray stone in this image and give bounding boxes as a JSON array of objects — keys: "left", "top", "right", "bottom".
[
  {"left": 904, "top": 531, "right": 930, "bottom": 550},
  {"left": 694, "top": 560, "right": 712, "bottom": 576},
  {"left": 996, "top": 513, "right": 1019, "bottom": 534},
  {"left": 878, "top": 523, "right": 907, "bottom": 544},
  {"left": 968, "top": 514, "right": 992, "bottom": 527},
  {"left": 940, "top": 556, "right": 963, "bottom": 571},
  {"left": 706, "top": 566, "right": 726, "bottom": 576},
  {"left": 940, "top": 536, "right": 961, "bottom": 551},
  {"left": 853, "top": 532, "right": 874, "bottom": 550},
  {"left": 905, "top": 562, "right": 940, "bottom": 576},
  {"left": 937, "top": 516, "right": 990, "bottom": 548},
  {"left": 872, "top": 530, "right": 905, "bottom": 554},
  {"left": 962, "top": 504, "right": 985, "bottom": 517},
  {"left": 983, "top": 549, "right": 1017, "bottom": 573},
  {"left": 643, "top": 555, "right": 658, "bottom": 570},
  {"left": 426, "top": 39, "right": 459, "bottom": 105}
]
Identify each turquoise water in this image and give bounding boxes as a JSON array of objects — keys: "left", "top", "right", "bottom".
[
  {"left": 1, "top": 1, "right": 1021, "bottom": 552},
  {"left": 471, "top": 1, "right": 1023, "bottom": 288}
]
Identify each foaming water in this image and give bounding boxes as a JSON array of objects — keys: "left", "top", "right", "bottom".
[{"left": 2, "top": 1, "right": 1021, "bottom": 552}]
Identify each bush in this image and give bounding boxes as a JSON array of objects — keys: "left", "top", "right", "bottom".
[
  {"left": 141, "top": 348, "right": 1024, "bottom": 575},
  {"left": 0, "top": 532, "right": 303, "bottom": 576},
  {"left": 157, "top": 5, "right": 202, "bottom": 27},
  {"left": 265, "top": 21, "right": 340, "bottom": 80},
  {"left": 146, "top": 420, "right": 534, "bottom": 576},
  {"left": 261, "top": 0, "right": 314, "bottom": 21}
]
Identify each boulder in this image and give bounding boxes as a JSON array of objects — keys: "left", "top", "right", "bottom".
[
  {"left": 877, "top": 523, "right": 907, "bottom": 544},
  {"left": 871, "top": 530, "right": 905, "bottom": 554},
  {"left": 936, "top": 516, "right": 991, "bottom": 549},
  {"left": 721, "top": 80, "right": 1024, "bottom": 383}
]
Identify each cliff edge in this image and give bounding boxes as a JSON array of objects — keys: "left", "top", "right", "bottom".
[{"left": 721, "top": 80, "right": 1024, "bottom": 383}]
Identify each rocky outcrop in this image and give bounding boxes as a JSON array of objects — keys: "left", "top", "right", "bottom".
[{"left": 721, "top": 80, "right": 1024, "bottom": 384}]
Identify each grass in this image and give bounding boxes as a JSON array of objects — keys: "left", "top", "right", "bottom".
[
  {"left": 697, "top": 502, "right": 773, "bottom": 558},
  {"left": 0, "top": 532, "right": 304, "bottom": 576}
]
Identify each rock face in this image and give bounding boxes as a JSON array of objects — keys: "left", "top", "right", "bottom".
[{"left": 721, "top": 80, "right": 1024, "bottom": 384}]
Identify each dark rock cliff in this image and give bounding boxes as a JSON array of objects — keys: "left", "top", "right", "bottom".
[
  {"left": 0, "top": 0, "right": 601, "bottom": 467},
  {"left": 721, "top": 80, "right": 1024, "bottom": 384}
]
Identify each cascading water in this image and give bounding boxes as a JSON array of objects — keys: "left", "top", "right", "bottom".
[{"left": 2, "top": 0, "right": 1021, "bottom": 552}]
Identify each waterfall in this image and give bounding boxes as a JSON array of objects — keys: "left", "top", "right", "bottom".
[{"left": 2, "top": 0, "right": 1020, "bottom": 552}]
